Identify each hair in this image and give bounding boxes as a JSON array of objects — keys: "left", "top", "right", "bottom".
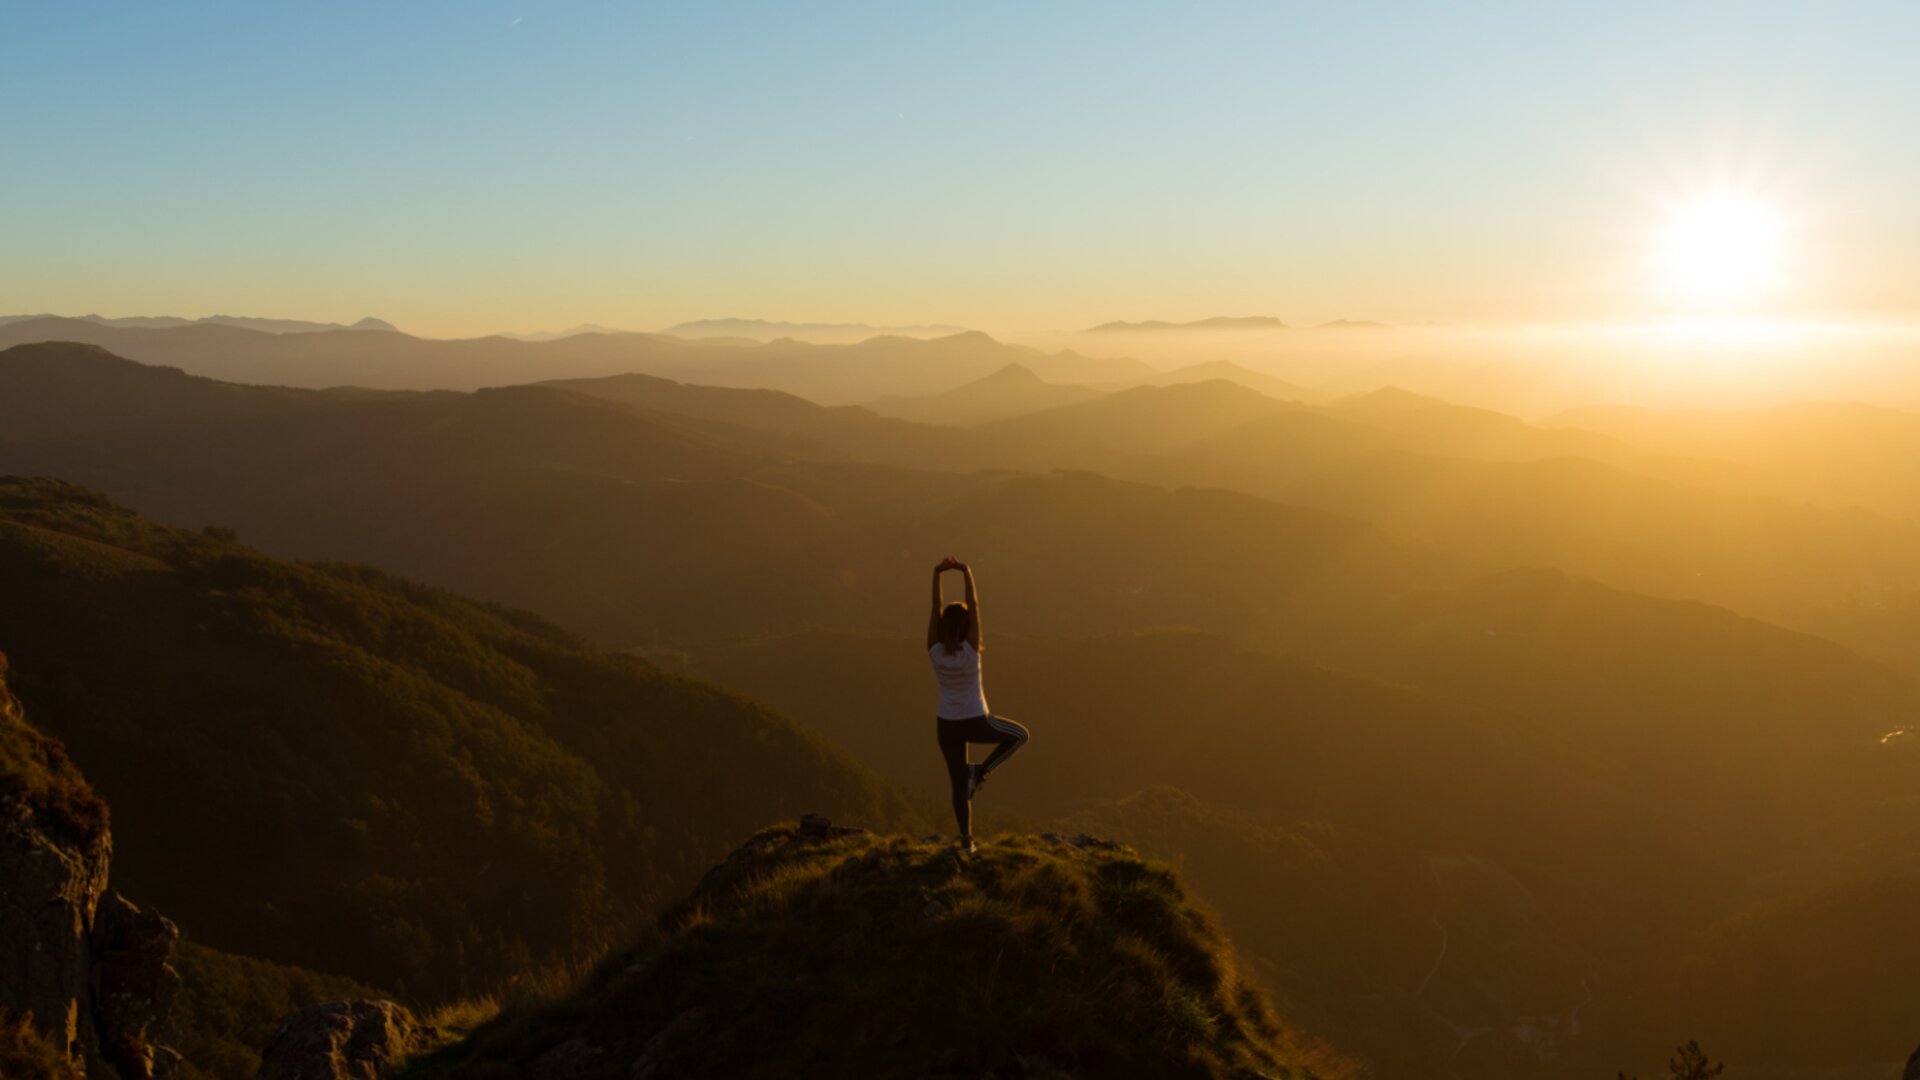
[{"left": 938, "top": 602, "right": 972, "bottom": 654}]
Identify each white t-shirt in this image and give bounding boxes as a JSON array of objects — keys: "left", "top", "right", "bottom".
[{"left": 930, "top": 641, "right": 990, "bottom": 720}]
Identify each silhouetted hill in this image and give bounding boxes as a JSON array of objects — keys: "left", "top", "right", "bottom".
[
  {"left": 659, "top": 317, "right": 967, "bottom": 343},
  {"left": 1131, "top": 360, "right": 1321, "bottom": 402},
  {"left": 866, "top": 362, "right": 1103, "bottom": 424},
  {"left": 974, "top": 380, "right": 1301, "bottom": 461},
  {"left": 405, "top": 820, "right": 1347, "bottom": 1080},
  {"left": 535, "top": 369, "right": 978, "bottom": 466},
  {"left": 0, "top": 345, "right": 1463, "bottom": 648},
  {"left": 1084, "top": 316, "right": 1289, "bottom": 333},
  {"left": 0, "top": 313, "right": 396, "bottom": 334},
  {"left": 0, "top": 321, "right": 1145, "bottom": 399},
  {"left": 0, "top": 477, "right": 920, "bottom": 996}
]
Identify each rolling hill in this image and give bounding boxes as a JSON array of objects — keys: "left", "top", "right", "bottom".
[{"left": 0, "top": 477, "right": 920, "bottom": 997}]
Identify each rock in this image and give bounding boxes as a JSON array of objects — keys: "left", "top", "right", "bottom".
[
  {"left": 531, "top": 1037, "right": 605, "bottom": 1080},
  {"left": 629, "top": 1008, "right": 706, "bottom": 1080},
  {"left": 796, "top": 813, "right": 867, "bottom": 842},
  {"left": 1037, "top": 833, "right": 1125, "bottom": 853},
  {"left": 1, "top": 659, "right": 168, "bottom": 1078},
  {"left": 0, "top": 798, "right": 110, "bottom": 1069},
  {"left": 255, "top": 1000, "right": 430, "bottom": 1080},
  {"left": 91, "top": 892, "right": 183, "bottom": 1080}
]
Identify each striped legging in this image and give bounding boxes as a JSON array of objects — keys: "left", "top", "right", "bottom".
[{"left": 936, "top": 714, "right": 1030, "bottom": 837}]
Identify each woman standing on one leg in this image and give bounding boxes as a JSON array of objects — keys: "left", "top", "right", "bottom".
[{"left": 929, "top": 556, "right": 1029, "bottom": 853}]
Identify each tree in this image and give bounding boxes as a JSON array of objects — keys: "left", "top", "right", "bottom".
[{"left": 1619, "top": 1039, "right": 1725, "bottom": 1080}]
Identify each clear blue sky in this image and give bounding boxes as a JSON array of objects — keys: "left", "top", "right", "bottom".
[{"left": 4, "top": 1, "right": 1914, "bottom": 335}]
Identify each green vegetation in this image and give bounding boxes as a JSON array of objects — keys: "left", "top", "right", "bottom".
[
  {"left": 0, "top": 652, "right": 107, "bottom": 850},
  {"left": 170, "top": 942, "right": 385, "bottom": 1080},
  {"left": 404, "top": 824, "right": 1349, "bottom": 1080},
  {"left": 0, "top": 477, "right": 923, "bottom": 999},
  {"left": 0, "top": 1009, "right": 77, "bottom": 1080}
]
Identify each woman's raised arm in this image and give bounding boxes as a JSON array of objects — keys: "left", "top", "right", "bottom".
[
  {"left": 928, "top": 562, "right": 946, "bottom": 649},
  {"left": 960, "top": 562, "right": 982, "bottom": 650}
]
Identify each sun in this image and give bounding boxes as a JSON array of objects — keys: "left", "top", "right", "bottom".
[{"left": 1654, "top": 194, "right": 1787, "bottom": 306}]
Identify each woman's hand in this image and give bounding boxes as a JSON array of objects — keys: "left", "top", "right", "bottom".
[{"left": 937, "top": 555, "right": 962, "bottom": 572}]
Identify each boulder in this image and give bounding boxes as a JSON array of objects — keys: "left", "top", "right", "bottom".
[
  {"left": 0, "top": 658, "right": 126, "bottom": 1076},
  {"left": 254, "top": 1000, "right": 431, "bottom": 1080},
  {"left": 90, "top": 893, "right": 183, "bottom": 1080},
  {"left": 0, "top": 798, "right": 110, "bottom": 1069}
]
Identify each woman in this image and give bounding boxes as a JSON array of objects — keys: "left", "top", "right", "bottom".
[{"left": 929, "top": 555, "right": 1029, "bottom": 853}]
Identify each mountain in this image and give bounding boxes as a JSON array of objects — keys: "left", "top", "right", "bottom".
[
  {"left": 1552, "top": 401, "right": 1920, "bottom": 521},
  {"left": 1083, "top": 316, "right": 1289, "bottom": 333},
  {"left": 973, "top": 380, "right": 1302, "bottom": 462},
  {"left": 660, "top": 317, "right": 968, "bottom": 343},
  {"left": 0, "top": 344, "right": 1462, "bottom": 649},
  {"left": 865, "top": 362, "right": 1103, "bottom": 424},
  {"left": 0, "top": 313, "right": 395, "bottom": 334},
  {"left": 964, "top": 383, "right": 1917, "bottom": 621},
  {"left": 0, "top": 320, "right": 1146, "bottom": 399},
  {"left": 0, "top": 477, "right": 920, "bottom": 996},
  {"left": 687, "top": 596, "right": 1920, "bottom": 1077},
  {"left": 1130, "top": 360, "right": 1321, "bottom": 402},
  {"left": 405, "top": 819, "right": 1349, "bottom": 1080},
  {"left": 505, "top": 323, "right": 641, "bottom": 341}
]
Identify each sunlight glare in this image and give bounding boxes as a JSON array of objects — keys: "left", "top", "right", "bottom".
[{"left": 1654, "top": 194, "right": 1787, "bottom": 306}]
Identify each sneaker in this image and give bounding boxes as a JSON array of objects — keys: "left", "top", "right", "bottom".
[
  {"left": 959, "top": 835, "right": 977, "bottom": 854},
  {"left": 966, "top": 764, "right": 986, "bottom": 798}
]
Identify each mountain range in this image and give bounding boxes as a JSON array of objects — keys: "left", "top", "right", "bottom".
[{"left": 7, "top": 332, "right": 1920, "bottom": 1075}]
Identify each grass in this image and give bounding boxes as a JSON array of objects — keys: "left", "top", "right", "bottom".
[
  {"left": 400, "top": 825, "right": 1343, "bottom": 1080},
  {"left": 0, "top": 1009, "right": 78, "bottom": 1080},
  {"left": 0, "top": 652, "right": 107, "bottom": 850}
]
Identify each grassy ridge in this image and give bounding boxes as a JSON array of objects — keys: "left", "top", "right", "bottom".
[
  {"left": 405, "top": 823, "right": 1351, "bottom": 1080},
  {"left": 0, "top": 651, "right": 107, "bottom": 851}
]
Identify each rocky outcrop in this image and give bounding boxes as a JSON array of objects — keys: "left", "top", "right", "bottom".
[
  {"left": 0, "top": 654, "right": 181, "bottom": 1079},
  {"left": 90, "top": 895, "right": 182, "bottom": 1080},
  {"left": 254, "top": 1000, "right": 432, "bottom": 1080}
]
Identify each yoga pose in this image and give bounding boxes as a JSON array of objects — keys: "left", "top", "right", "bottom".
[{"left": 929, "top": 556, "right": 1029, "bottom": 853}]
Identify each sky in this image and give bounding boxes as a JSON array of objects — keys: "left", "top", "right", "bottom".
[{"left": 3, "top": 1, "right": 1916, "bottom": 338}]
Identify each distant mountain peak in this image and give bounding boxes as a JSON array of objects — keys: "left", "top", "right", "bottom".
[
  {"left": 1082, "top": 315, "right": 1288, "bottom": 334},
  {"left": 661, "top": 318, "right": 968, "bottom": 344},
  {"left": 977, "top": 361, "right": 1041, "bottom": 384},
  {"left": 0, "top": 312, "right": 401, "bottom": 335}
]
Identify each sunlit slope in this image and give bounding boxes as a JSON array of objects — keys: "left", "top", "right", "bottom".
[
  {"left": 969, "top": 382, "right": 1920, "bottom": 618},
  {"left": 0, "top": 478, "right": 920, "bottom": 997},
  {"left": 1062, "top": 788, "right": 1590, "bottom": 1080},
  {"left": 1555, "top": 401, "right": 1920, "bottom": 521},
  {"left": 405, "top": 823, "right": 1347, "bottom": 1080},
  {"left": 1310, "top": 567, "right": 1919, "bottom": 859}
]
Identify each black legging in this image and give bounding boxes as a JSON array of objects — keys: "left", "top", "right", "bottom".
[{"left": 936, "top": 714, "right": 1030, "bottom": 837}]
